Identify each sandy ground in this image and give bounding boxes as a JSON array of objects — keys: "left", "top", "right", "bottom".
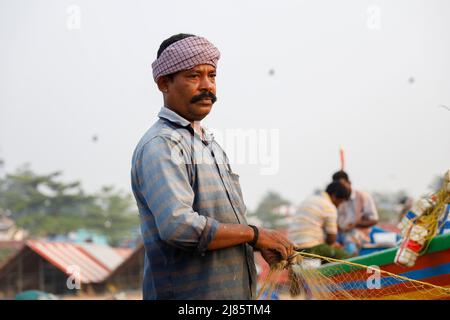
[{"left": 62, "top": 291, "right": 142, "bottom": 300}]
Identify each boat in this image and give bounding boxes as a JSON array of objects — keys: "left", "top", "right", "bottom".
[{"left": 317, "top": 232, "right": 450, "bottom": 299}]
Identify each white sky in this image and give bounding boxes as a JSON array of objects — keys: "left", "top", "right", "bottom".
[{"left": 1, "top": 0, "right": 449, "bottom": 211}]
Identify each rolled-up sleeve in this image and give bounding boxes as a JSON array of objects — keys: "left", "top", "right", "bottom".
[{"left": 136, "top": 135, "right": 219, "bottom": 253}]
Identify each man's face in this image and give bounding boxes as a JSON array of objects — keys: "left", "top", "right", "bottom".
[
  {"left": 339, "top": 178, "right": 352, "bottom": 193},
  {"left": 158, "top": 64, "right": 217, "bottom": 122},
  {"left": 331, "top": 195, "right": 345, "bottom": 208}
]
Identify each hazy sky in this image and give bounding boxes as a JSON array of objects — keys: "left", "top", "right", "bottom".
[{"left": 1, "top": 0, "right": 449, "bottom": 210}]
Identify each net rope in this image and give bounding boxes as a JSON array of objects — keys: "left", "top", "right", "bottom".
[
  {"left": 257, "top": 250, "right": 450, "bottom": 300},
  {"left": 258, "top": 172, "right": 450, "bottom": 300}
]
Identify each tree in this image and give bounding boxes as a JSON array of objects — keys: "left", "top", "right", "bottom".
[
  {"left": 0, "top": 164, "right": 139, "bottom": 245},
  {"left": 88, "top": 186, "right": 140, "bottom": 246},
  {"left": 248, "top": 191, "right": 291, "bottom": 229}
]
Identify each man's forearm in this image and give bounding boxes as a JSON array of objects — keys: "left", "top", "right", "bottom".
[
  {"left": 207, "top": 223, "right": 294, "bottom": 260},
  {"left": 207, "top": 223, "right": 254, "bottom": 250},
  {"left": 325, "top": 233, "right": 337, "bottom": 245},
  {"left": 357, "top": 218, "right": 377, "bottom": 228}
]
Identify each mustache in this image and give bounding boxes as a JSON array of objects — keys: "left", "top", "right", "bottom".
[{"left": 190, "top": 92, "right": 217, "bottom": 104}]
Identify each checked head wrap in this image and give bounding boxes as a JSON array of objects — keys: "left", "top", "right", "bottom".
[{"left": 152, "top": 35, "right": 221, "bottom": 82}]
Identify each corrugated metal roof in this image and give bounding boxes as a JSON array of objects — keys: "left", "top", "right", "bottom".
[
  {"left": 26, "top": 240, "right": 132, "bottom": 284},
  {"left": 78, "top": 243, "right": 128, "bottom": 271},
  {"left": 114, "top": 247, "right": 134, "bottom": 259}
]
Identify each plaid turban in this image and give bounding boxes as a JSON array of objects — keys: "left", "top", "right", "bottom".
[{"left": 151, "top": 36, "right": 221, "bottom": 82}]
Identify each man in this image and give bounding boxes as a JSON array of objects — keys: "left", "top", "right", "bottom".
[
  {"left": 287, "top": 181, "right": 351, "bottom": 259},
  {"left": 332, "top": 170, "right": 379, "bottom": 255},
  {"left": 131, "top": 34, "right": 293, "bottom": 300}
]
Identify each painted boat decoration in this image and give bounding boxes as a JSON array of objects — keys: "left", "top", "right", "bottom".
[{"left": 318, "top": 232, "right": 450, "bottom": 299}]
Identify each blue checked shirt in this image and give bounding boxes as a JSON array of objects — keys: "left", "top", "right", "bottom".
[{"left": 131, "top": 107, "right": 257, "bottom": 299}]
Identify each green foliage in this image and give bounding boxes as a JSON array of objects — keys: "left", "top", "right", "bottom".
[
  {"left": 248, "top": 191, "right": 291, "bottom": 229},
  {"left": 0, "top": 163, "right": 139, "bottom": 246},
  {"left": 89, "top": 186, "right": 140, "bottom": 246}
]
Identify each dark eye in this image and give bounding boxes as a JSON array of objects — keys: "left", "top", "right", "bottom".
[{"left": 209, "top": 73, "right": 216, "bottom": 78}]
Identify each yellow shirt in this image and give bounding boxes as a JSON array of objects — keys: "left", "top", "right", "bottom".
[{"left": 287, "top": 192, "right": 337, "bottom": 249}]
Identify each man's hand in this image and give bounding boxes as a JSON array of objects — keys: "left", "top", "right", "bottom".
[
  {"left": 208, "top": 224, "right": 293, "bottom": 254},
  {"left": 254, "top": 228, "right": 294, "bottom": 260},
  {"left": 340, "top": 223, "right": 355, "bottom": 233},
  {"left": 259, "top": 248, "right": 282, "bottom": 267}
]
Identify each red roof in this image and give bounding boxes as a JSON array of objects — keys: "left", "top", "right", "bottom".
[{"left": 25, "top": 240, "right": 133, "bottom": 284}]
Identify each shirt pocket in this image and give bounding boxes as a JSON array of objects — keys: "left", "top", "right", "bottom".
[{"left": 227, "top": 171, "right": 248, "bottom": 217}]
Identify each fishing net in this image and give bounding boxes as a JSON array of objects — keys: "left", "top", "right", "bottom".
[
  {"left": 257, "top": 251, "right": 450, "bottom": 300},
  {"left": 257, "top": 170, "right": 450, "bottom": 300}
]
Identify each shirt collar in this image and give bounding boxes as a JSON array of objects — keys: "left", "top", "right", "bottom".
[
  {"left": 157, "top": 106, "right": 215, "bottom": 144},
  {"left": 158, "top": 106, "right": 191, "bottom": 127}
]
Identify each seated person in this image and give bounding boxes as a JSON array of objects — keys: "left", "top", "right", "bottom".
[
  {"left": 288, "top": 181, "right": 351, "bottom": 260},
  {"left": 332, "top": 171, "right": 379, "bottom": 255}
]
